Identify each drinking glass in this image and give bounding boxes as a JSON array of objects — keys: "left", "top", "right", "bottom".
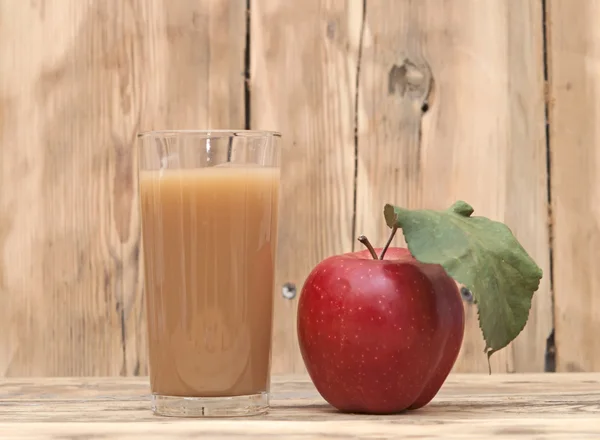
[{"left": 137, "top": 130, "right": 281, "bottom": 417}]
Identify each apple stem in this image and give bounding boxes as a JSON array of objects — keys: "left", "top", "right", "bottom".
[
  {"left": 357, "top": 235, "right": 378, "bottom": 260},
  {"left": 379, "top": 226, "right": 398, "bottom": 260}
]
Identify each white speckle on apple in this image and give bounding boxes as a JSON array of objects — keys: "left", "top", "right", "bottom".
[{"left": 358, "top": 306, "right": 362, "bottom": 310}]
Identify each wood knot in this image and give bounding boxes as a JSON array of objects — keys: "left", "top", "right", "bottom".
[{"left": 388, "top": 59, "right": 433, "bottom": 109}]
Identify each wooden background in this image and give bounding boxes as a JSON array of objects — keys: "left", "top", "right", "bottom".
[{"left": 0, "top": 0, "right": 594, "bottom": 377}]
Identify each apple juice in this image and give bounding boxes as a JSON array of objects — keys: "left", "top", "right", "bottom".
[{"left": 139, "top": 165, "right": 280, "bottom": 398}]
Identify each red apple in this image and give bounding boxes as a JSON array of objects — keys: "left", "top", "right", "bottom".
[{"left": 297, "top": 246, "right": 465, "bottom": 414}]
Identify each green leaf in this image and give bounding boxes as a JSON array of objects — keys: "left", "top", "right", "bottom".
[{"left": 383, "top": 201, "right": 543, "bottom": 360}]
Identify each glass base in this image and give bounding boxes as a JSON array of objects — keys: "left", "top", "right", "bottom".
[{"left": 151, "top": 392, "right": 269, "bottom": 417}]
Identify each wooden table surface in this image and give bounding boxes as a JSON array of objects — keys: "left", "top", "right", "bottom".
[{"left": 0, "top": 373, "right": 599, "bottom": 439}]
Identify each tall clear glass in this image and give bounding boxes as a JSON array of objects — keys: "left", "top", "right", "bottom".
[{"left": 137, "top": 130, "right": 281, "bottom": 417}]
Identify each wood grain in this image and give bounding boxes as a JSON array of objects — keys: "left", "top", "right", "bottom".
[
  {"left": 251, "top": 0, "right": 360, "bottom": 373},
  {"left": 355, "top": 0, "right": 552, "bottom": 373},
  {"left": 0, "top": 0, "right": 245, "bottom": 377},
  {"left": 547, "top": 0, "right": 600, "bottom": 372},
  {"left": 1, "top": 373, "right": 600, "bottom": 438}
]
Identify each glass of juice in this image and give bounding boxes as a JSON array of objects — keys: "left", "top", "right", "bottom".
[{"left": 137, "top": 130, "right": 281, "bottom": 417}]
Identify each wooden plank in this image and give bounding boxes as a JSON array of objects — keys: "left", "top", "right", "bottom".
[
  {"left": 251, "top": 0, "right": 360, "bottom": 373},
  {"left": 355, "top": 0, "right": 552, "bottom": 373},
  {"left": 1, "top": 373, "right": 600, "bottom": 438},
  {"left": 0, "top": 0, "right": 245, "bottom": 376},
  {"left": 547, "top": 0, "right": 600, "bottom": 372},
  {"left": 2, "top": 420, "right": 600, "bottom": 440}
]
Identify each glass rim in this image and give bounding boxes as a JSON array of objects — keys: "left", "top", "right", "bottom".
[{"left": 137, "top": 129, "right": 282, "bottom": 139}]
